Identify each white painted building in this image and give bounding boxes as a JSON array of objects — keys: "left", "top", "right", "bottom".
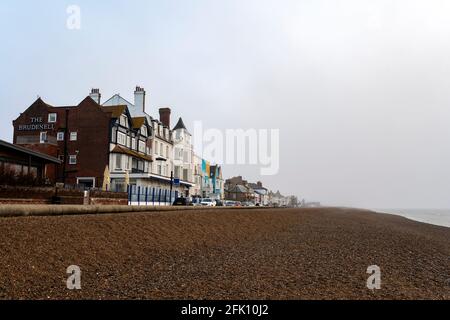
[
  {"left": 172, "top": 117, "right": 194, "bottom": 185},
  {"left": 102, "top": 87, "right": 190, "bottom": 201}
]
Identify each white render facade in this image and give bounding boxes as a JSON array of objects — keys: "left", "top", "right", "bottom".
[{"left": 102, "top": 87, "right": 192, "bottom": 200}]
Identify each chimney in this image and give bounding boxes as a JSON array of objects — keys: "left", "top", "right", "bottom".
[
  {"left": 134, "top": 86, "right": 146, "bottom": 113},
  {"left": 89, "top": 88, "right": 101, "bottom": 104},
  {"left": 159, "top": 108, "right": 171, "bottom": 127}
]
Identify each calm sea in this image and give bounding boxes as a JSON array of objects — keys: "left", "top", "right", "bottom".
[{"left": 375, "top": 209, "right": 450, "bottom": 228}]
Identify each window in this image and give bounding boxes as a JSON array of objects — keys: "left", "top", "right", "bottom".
[
  {"left": 175, "top": 147, "right": 182, "bottom": 160},
  {"left": 141, "top": 126, "right": 147, "bottom": 137},
  {"left": 138, "top": 161, "right": 144, "bottom": 172},
  {"left": 57, "top": 132, "right": 65, "bottom": 141},
  {"left": 138, "top": 141, "right": 146, "bottom": 154},
  {"left": 70, "top": 132, "right": 77, "bottom": 141},
  {"left": 120, "top": 115, "right": 129, "bottom": 128},
  {"left": 39, "top": 132, "right": 47, "bottom": 143},
  {"left": 77, "top": 178, "right": 95, "bottom": 189},
  {"left": 174, "top": 166, "right": 181, "bottom": 179},
  {"left": 58, "top": 155, "right": 64, "bottom": 162},
  {"left": 69, "top": 155, "right": 77, "bottom": 165},
  {"left": 115, "top": 154, "right": 122, "bottom": 170},
  {"left": 155, "top": 141, "right": 159, "bottom": 155},
  {"left": 48, "top": 113, "right": 57, "bottom": 123},
  {"left": 166, "top": 146, "right": 169, "bottom": 158},
  {"left": 132, "top": 138, "right": 137, "bottom": 150},
  {"left": 117, "top": 132, "right": 126, "bottom": 146}
]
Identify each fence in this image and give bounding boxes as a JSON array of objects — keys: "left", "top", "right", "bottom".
[{"left": 127, "top": 186, "right": 179, "bottom": 206}]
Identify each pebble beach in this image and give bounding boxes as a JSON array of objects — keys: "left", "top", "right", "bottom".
[{"left": 0, "top": 207, "right": 448, "bottom": 300}]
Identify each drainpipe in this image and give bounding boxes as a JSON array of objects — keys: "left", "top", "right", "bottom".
[{"left": 62, "top": 109, "right": 69, "bottom": 184}]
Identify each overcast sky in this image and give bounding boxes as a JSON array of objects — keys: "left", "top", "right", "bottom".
[{"left": 1, "top": 0, "right": 450, "bottom": 208}]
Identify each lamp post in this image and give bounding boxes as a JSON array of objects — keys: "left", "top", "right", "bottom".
[{"left": 170, "top": 170, "right": 173, "bottom": 201}]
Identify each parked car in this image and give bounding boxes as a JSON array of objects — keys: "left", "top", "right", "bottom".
[
  {"left": 234, "top": 201, "right": 242, "bottom": 207},
  {"left": 172, "top": 197, "right": 192, "bottom": 206},
  {"left": 200, "top": 198, "right": 216, "bottom": 207},
  {"left": 191, "top": 197, "right": 203, "bottom": 206},
  {"left": 242, "top": 201, "right": 256, "bottom": 207},
  {"left": 224, "top": 200, "right": 235, "bottom": 207}
]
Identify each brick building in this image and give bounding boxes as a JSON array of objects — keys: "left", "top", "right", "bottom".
[{"left": 13, "top": 96, "right": 113, "bottom": 187}]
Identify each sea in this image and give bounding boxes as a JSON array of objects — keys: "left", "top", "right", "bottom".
[{"left": 374, "top": 209, "right": 450, "bottom": 228}]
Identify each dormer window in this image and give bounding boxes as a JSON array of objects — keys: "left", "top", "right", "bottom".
[
  {"left": 141, "top": 125, "right": 147, "bottom": 137},
  {"left": 120, "top": 115, "right": 129, "bottom": 128}
]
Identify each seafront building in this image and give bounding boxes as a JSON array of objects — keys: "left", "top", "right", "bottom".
[{"left": 11, "top": 87, "right": 220, "bottom": 201}]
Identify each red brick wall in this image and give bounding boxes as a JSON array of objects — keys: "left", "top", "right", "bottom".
[
  {"left": 64, "top": 98, "right": 111, "bottom": 187},
  {"left": 12, "top": 97, "right": 111, "bottom": 187},
  {"left": 0, "top": 186, "right": 127, "bottom": 205}
]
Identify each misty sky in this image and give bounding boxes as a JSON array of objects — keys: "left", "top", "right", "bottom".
[{"left": 1, "top": 0, "right": 450, "bottom": 208}]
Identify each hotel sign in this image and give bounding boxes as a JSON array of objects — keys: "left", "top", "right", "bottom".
[{"left": 17, "top": 117, "right": 55, "bottom": 131}]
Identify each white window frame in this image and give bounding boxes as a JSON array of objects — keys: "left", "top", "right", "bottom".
[
  {"left": 57, "top": 132, "right": 65, "bottom": 141},
  {"left": 117, "top": 132, "right": 126, "bottom": 146},
  {"left": 138, "top": 141, "right": 146, "bottom": 154},
  {"left": 115, "top": 154, "right": 122, "bottom": 170},
  {"left": 70, "top": 132, "right": 78, "bottom": 141},
  {"left": 69, "top": 155, "right": 77, "bottom": 165},
  {"left": 39, "top": 132, "right": 47, "bottom": 144},
  {"left": 120, "top": 115, "right": 129, "bottom": 128},
  {"left": 48, "top": 113, "right": 57, "bottom": 123},
  {"left": 141, "top": 126, "right": 147, "bottom": 137}
]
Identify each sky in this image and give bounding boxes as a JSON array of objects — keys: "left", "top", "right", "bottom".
[{"left": 1, "top": 0, "right": 450, "bottom": 208}]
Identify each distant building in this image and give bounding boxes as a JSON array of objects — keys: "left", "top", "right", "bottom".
[
  {"left": 248, "top": 181, "right": 269, "bottom": 205},
  {"left": 210, "top": 165, "right": 224, "bottom": 200},
  {"left": 224, "top": 176, "right": 253, "bottom": 202}
]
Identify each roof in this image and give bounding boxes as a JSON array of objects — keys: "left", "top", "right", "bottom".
[
  {"left": 111, "top": 145, "right": 152, "bottom": 162},
  {"left": 102, "top": 105, "right": 127, "bottom": 118},
  {"left": 0, "top": 140, "right": 61, "bottom": 164},
  {"left": 248, "top": 183, "right": 268, "bottom": 191},
  {"left": 102, "top": 94, "right": 159, "bottom": 127},
  {"left": 131, "top": 117, "right": 146, "bottom": 129},
  {"left": 228, "top": 184, "right": 249, "bottom": 193},
  {"left": 173, "top": 117, "right": 187, "bottom": 131}
]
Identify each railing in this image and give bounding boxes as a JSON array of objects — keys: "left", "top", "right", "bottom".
[{"left": 127, "top": 186, "right": 178, "bottom": 206}]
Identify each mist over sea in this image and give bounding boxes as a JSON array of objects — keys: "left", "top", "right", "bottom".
[{"left": 375, "top": 209, "right": 450, "bottom": 228}]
